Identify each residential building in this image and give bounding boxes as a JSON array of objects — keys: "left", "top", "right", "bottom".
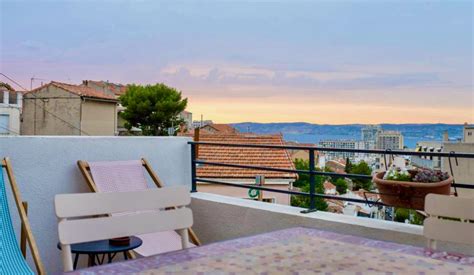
[
  {"left": 361, "top": 124, "right": 382, "bottom": 150},
  {"left": 325, "top": 159, "right": 347, "bottom": 174},
  {"left": 82, "top": 80, "right": 136, "bottom": 135},
  {"left": 21, "top": 81, "right": 118, "bottom": 135},
  {"left": 318, "top": 139, "right": 364, "bottom": 161},
  {"left": 191, "top": 133, "right": 297, "bottom": 205},
  {"left": 442, "top": 123, "right": 474, "bottom": 198},
  {"left": 192, "top": 120, "right": 213, "bottom": 129},
  {"left": 285, "top": 142, "right": 319, "bottom": 162},
  {"left": 376, "top": 130, "right": 404, "bottom": 150},
  {"left": 323, "top": 180, "right": 337, "bottom": 195},
  {"left": 463, "top": 122, "right": 474, "bottom": 143},
  {"left": 340, "top": 190, "right": 384, "bottom": 219},
  {"left": 179, "top": 110, "right": 193, "bottom": 130},
  {"left": 0, "top": 88, "right": 22, "bottom": 135},
  {"left": 412, "top": 141, "right": 443, "bottom": 169},
  {"left": 199, "top": 123, "right": 239, "bottom": 134},
  {"left": 82, "top": 80, "right": 127, "bottom": 98}
]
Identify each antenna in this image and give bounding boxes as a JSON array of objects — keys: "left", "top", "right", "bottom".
[{"left": 30, "top": 76, "right": 48, "bottom": 90}]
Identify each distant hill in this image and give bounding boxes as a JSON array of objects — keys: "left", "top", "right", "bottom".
[{"left": 231, "top": 122, "right": 464, "bottom": 148}]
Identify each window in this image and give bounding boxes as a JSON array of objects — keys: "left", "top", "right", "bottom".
[
  {"left": 468, "top": 132, "right": 472, "bottom": 136},
  {"left": 0, "top": 114, "right": 10, "bottom": 134}
]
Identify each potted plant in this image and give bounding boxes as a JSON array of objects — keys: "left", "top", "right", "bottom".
[{"left": 372, "top": 167, "right": 453, "bottom": 210}]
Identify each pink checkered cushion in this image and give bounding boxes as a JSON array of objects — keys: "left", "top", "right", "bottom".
[{"left": 88, "top": 160, "right": 194, "bottom": 256}]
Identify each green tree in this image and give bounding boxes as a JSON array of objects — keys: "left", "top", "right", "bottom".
[
  {"left": 291, "top": 159, "right": 328, "bottom": 211},
  {"left": 119, "top": 83, "right": 187, "bottom": 136},
  {"left": 333, "top": 178, "right": 348, "bottom": 194},
  {"left": 344, "top": 158, "right": 353, "bottom": 173},
  {"left": 394, "top": 208, "right": 424, "bottom": 225},
  {"left": 350, "top": 161, "right": 373, "bottom": 190}
]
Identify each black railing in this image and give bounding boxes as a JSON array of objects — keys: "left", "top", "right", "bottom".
[{"left": 188, "top": 141, "right": 474, "bottom": 213}]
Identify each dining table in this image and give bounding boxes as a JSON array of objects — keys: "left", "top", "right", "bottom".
[{"left": 68, "top": 227, "right": 473, "bottom": 274}]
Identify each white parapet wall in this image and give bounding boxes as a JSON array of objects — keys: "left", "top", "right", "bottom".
[
  {"left": 191, "top": 192, "right": 474, "bottom": 256},
  {"left": 0, "top": 136, "right": 192, "bottom": 274}
]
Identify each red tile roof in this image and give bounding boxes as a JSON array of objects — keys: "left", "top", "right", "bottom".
[
  {"left": 323, "top": 181, "right": 336, "bottom": 191},
  {"left": 194, "top": 133, "right": 297, "bottom": 179},
  {"left": 25, "top": 81, "right": 118, "bottom": 101},
  {"left": 354, "top": 189, "right": 380, "bottom": 201},
  {"left": 200, "top": 124, "right": 239, "bottom": 134},
  {"left": 325, "top": 160, "right": 347, "bottom": 174},
  {"left": 83, "top": 80, "right": 128, "bottom": 96}
]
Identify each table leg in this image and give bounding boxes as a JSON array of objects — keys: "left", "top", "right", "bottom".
[
  {"left": 88, "top": 254, "right": 96, "bottom": 266},
  {"left": 108, "top": 252, "right": 117, "bottom": 263},
  {"left": 73, "top": 254, "right": 79, "bottom": 270},
  {"left": 124, "top": 251, "right": 128, "bottom": 260}
]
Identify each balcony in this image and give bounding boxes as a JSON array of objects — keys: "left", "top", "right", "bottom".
[{"left": 1, "top": 136, "right": 473, "bottom": 274}]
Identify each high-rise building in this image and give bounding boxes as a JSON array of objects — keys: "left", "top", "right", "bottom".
[
  {"left": 318, "top": 140, "right": 364, "bottom": 161},
  {"left": 376, "top": 131, "right": 404, "bottom": 150},
  {"left": 361, "top": 125, "right": 382, "bottom": 150}
]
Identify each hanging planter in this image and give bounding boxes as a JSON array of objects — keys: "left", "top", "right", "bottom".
[{"left": 373, "top": 168, "right": 453, "bottom": 210}]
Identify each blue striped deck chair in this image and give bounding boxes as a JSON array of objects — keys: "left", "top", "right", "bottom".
[{"left": 1, "top": 158, "right": 44, "bottom": 274}]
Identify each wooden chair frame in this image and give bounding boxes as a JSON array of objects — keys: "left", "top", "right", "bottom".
[
  {"left": 77, "top": 158, "right": 201, "bottom": 247},
  {"left": 56, "top": 188, "right": 193, "bottom": 272},
  {"left": 424, "top": 194, "right": 474, "bottom": 250},
  {"left": 1, "top": 157, "right": 45, "bottom": 275}
]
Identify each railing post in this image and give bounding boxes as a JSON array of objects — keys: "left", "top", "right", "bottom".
[
  {"left": 256, "top": 175, "right": 265, "bottom": 201},
  {"left": 191, "top": 143, "right": 197, "bottom": 193},
  {"left": 301, "top": 148, "right": 317, "bottom": 213}
]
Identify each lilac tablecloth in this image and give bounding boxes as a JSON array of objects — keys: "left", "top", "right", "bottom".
[{"left": 69, "top": 227, "right": 473, "bottom": 274}]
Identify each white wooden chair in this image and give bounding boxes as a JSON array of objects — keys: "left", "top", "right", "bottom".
[
  {"left": 424, "top": 194, "right": 474, "bottom": 250},
  {"left": 55, "top": 187, "right": 193, "bottom": 272}
]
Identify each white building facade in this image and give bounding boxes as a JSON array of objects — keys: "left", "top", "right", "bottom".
[
  {"left": 0, "top": 90, "right": 22, "bottom": 135},
  {"left": 318, "top": 140, "right": 364, "bottom": 161}
]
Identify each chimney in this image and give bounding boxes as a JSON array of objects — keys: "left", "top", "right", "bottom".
[{"left": 443, "top": 131, "right": 449, "bottom": 142}]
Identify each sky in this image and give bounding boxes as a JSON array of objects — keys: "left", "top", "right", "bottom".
[{"left": 1, "top": 0, "right": 472, "bottom": 124}]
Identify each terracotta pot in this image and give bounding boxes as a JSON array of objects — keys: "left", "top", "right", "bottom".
[
  {"left": 373, "top": 171, "right": 453, "bottom": 210},
  {"left": 109, "top": 236, "right": 130, "bottom": 246}
]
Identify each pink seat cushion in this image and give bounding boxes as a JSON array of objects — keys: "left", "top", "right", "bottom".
[{"left": 88, "top": 160, "right": 193, "bottom": 256}]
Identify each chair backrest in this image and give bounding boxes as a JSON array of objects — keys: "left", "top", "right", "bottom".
[
  {"left": 55, "top": 186, "right": 193, "bottom": 271},
  {"left": 77, "top": 159, "right": 202, "bottom": 248},
  {"left": 77, "top": 159, "right": 165, "bottom": 194},
  {"left": 1, "top": 158, "right": 45, "bottom": 275},
  {"left": 424, "top": 194, "right": 474, "bottom": 249}
]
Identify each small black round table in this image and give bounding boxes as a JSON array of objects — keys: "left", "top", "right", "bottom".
[{"left": 57, "top": 236, "right": 142, "bottom": 270}]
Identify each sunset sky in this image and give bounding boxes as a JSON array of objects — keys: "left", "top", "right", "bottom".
[{"left": 1, "top": 1, "right": 472, "bottom": 124}]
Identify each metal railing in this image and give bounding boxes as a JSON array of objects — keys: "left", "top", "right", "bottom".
[{"left": 188, "top": 141, "right": 474, "bottom": 213}]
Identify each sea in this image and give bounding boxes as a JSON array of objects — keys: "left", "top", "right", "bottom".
[{"left": 232, "top": 123, "right": 465, "bottom": 149}]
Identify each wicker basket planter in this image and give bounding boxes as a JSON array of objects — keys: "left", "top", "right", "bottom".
[{"left": 373, "top": 171, "right": 453, "bottom": 210}]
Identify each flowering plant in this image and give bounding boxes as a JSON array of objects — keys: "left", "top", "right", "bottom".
[
  {"left": 383, "top": 166, "right": 412, "bottom": 181},
  {"left": 383, "top": 166, "right": 449, "bottom": 183}
]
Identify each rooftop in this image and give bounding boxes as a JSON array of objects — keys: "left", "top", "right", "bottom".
[
  {"left": 25, "top": 81, "right": 118, "bottom": 101},
  {"left": 194, "top": 133, "right": 297, "bottom": 179},
  {"left": 82, "top": 80, "right": 128, "bottom": 97}
]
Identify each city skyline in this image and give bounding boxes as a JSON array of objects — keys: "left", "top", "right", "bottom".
[{"left": 1, "top": 1, "right": 472, "bottom": 124}]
